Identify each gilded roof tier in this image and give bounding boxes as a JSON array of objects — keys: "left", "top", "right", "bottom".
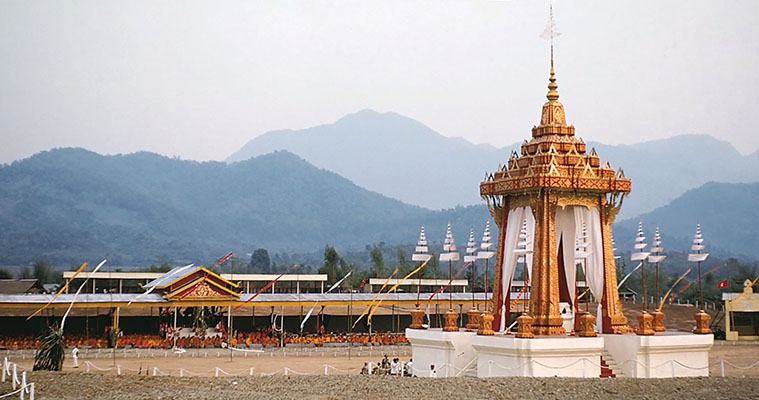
[{"left": 480, "top": 63, "right": 630, "bottom": 196}]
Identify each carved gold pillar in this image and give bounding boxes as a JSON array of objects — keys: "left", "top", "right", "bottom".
[
  {"left": 529, "top": 191, "right": 565, "bottom": 335},
  {"left": 490, "top": 197, "right": 508, "bottom": 331},
  {"left": 693, "top": 310, "right": 712, "bottom": 334},
  {"left": 409, "top": 307, "right": 425, "bottom": 329},
  {"left": 599, "top": 196, "right": 633, "bottom": 334},
  {"left": 651, "top": 310, "right": 666, "bottom": 332}
]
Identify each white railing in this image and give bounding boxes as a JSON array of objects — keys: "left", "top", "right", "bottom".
[
  {"left": 24, "top": 356, "right": 759, "bottom": 379},
  {"left": 480, "top": 357, "right": 758, "bottom": 378},
  {"left": 3, "top": 345, "right": 409, "bottom": 361},
  {"left": 1, "top": 358, "right": 34, "bottom": 400}
]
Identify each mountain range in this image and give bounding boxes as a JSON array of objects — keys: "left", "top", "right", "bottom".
[
  {"left": 2, "top": 110, "right": 757, "bottom": 266},
  {"left": 0, "top": 148, "right": 490, "bottom": 265},
  {"left": 614, "top": 182, "right": 759, "bottom": 260},
  {"left": 228, "top": 109, "right": 759, "bottom": 218}
]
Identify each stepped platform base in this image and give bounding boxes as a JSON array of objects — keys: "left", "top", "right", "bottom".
[
  {"left": 602, "top": 332, "right": 713, "bottom": 378},
  {"left": 405, "top": 328, "right": 477, "bottom": 378},
  {"left": 471, "top": 334, "right": 605, "bottom": 377}
]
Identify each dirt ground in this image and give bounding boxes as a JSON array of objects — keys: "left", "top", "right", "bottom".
[
  {"left": 5, "top": 341, "right": 759, "bottom": 378},
  {"left": 3, "top": 343, "right": 759, "bottom": 400},
  {"left": 7, "top": 346, "right": 410, "bottom": 377}
]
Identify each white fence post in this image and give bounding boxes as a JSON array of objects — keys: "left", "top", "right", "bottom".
[
  {"left": 179, "top": 368, "right": 184, "bottom": 377},
  {"left": 152, "top": 367, "right": 157, "bottom": 376},
  {"left": 117, "top": 365, "right": 122, "bottom": 375},
  {"left": 249, "top": 367, "right": 254, "bottom": 376},
  {"left": 29, "top": 382, "right": 35, "bottom": 400},
  {"left": 12, "top": 363, "right": 17, "bottom": 390},
  {"left": 582, "top": 358, "right": 586, "bottom": 378},
  {"left": 284, "top": 367, "right": 288, "bottom": 376},
  {"left": 1, "top": 357, "right": 5, "bottom": 383},
  {"left": 324, "top": 365, "right": 328, "bottom": 375},
  {"left": 215, "top": 367, "right": 219, "bottom": 377},
  {"left": 670, "top": 360, "right": 676, "bottom": 378},
  {"left": 721, "top": 359, "right": 725, "bottom": 377}
]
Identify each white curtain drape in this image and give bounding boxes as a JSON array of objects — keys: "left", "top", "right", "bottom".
[
  {"left": 555, "top": 207, "right": 576, "bottom": 308},
  {"left": 499, "top": 207, "right": 526, "bottom": 332},
  {"left": 524, "top": 207, "right": 535, "bottom": 281},
  {"left": 582, "top": 207, "right": 605, "bottom": 332}
]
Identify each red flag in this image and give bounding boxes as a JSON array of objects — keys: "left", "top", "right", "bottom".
[
  {"left": 211, "top": 252, "right": 234, "bottom": 270},
  {"left": 718, "top": 280, "right": 728, "bottom": 289},
  {"left": 428, "top": 261, "right": 473, "bottom": 302},
  {"left": 360, "top": 278, "right": 366, "bottom": 288},
  {"left": 234, "top": 264, "right": 298, "bottom": 310}
]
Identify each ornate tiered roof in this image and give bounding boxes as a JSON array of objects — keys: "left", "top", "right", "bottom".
[{"left": 480, "top": 60, "right": 630, "bottom": 196}]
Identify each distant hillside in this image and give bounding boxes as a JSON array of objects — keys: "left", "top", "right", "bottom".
[
  {"left": 228, "top": 110, "right": 759, "bottom": 218},
  {"left": 0, "top": 148, "right": 491, "bottom": 265},
  {"left": 590, "top": 135, "right": 759, "bottom": 218},
  {"left": 614, "top": 182, "right": 759, "bottom": 259},
  {"left": 227, "top": 109, "right": 511, "bottom": 210}
]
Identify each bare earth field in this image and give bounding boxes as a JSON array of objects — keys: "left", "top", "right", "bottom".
[{"left": 2, "top": 342, "right": 759, "bottom": 399}]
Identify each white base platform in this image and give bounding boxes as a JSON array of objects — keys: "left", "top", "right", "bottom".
[
  {"left": 602, "top": 332, "right": 713, "bottom": 378},
  {"left": 471, "top": 334, "right": 605, "bottom": 377},
  {"left": 408, "top": 329, "right": 714, "bottom": 378},
  {"left": 405, "top": 328, "right": 477, "bottom": 378}
]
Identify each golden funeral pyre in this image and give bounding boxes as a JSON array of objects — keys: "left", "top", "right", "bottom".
[{"left": 480, "top": 56, "right": 632, "bottom": 335}]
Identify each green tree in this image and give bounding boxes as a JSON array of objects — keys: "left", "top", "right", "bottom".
[
  {"left": 32, "top": 260, "right": 61, "bottom": 284},
  {"left": 397, "top": 248, "right": 413, "bottom": 276},
  {"left": 249, "top": 248, "right": 271, "bottom": 274},
  {"left": 18, "top": 267, "right": 33, "bottom": 279},
  {"left": 370, "top": 245, "right": 385, "bottom": 278},
  {"left": 0, "top": 269, "right": 12, "bottom": 279},
  {"left": 424, "top": 252, "right": 440, "bottom": 280},
  {"left": 319, "top": 245, "right": 340, "bottom": 285}
]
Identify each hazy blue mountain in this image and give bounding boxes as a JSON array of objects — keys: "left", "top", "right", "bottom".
[
  {"left": 590, "top": 135, "right": 759, "bottom": 217},
  {"left": 0, "top": 148, "right": 490, "bottom": 266},
  {"left": 228, "top": 110, "right": 759, "bottom": 218},
  {"left": 613, "top": 182, "right": 759, "bottom": 260},
  {"left": 227, "top": 109, "right": 515, "bottom": 210}
]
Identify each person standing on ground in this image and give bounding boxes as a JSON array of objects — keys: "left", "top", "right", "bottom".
[
  {"left": 72, "top": 345, "right": 79, "bottom": 368},
  {"left": 390, "top": 358, "right": 399, "bottom": 376}
]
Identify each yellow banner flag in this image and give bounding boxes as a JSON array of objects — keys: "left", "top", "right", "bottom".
[
  {"left": 367, "top": 259, "right": 430, "bottom": 323},
  {"left": 352, "top": 268, "right": 398, "bottom": 329},
  {"left": 28, "top": 262, "right": 88, "bottom": 320},
  {"left": 657, "top": 268, "right": 692, "bottom": 312}
]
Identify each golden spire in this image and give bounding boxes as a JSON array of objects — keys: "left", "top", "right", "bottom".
[
  {"left": 537, "top": 3, "right": 566, "bottom": 129},
  {"left": 541, "top": 4, "right": 560, "bottom": 102},
  {"left": 547, "top": 44, "right": 559, "bottom": 102}
]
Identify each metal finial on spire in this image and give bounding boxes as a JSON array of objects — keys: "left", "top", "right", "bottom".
[{"left": 540, "top": 4, "right": 561, "bottom": 102}]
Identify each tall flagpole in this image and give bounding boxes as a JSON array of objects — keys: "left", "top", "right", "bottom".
[
  {"left": 441, "top": 223, "right": 460, "bottom": 331},
  {"left": 477, "top": 221, "right": 495, "bottom": 335},
  {"left": 632, "top": 221, "right": 653, "bottom": 335},
  {"left": 690, "top": 224, "right": 712, "bottom": 334}
]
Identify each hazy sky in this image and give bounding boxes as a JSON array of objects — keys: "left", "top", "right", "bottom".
[{"left": 1, "top": 0, "right": 757, "bottom": 164}]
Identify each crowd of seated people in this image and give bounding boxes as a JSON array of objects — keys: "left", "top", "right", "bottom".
[{"left": 0, "top": 330, "right": 408, "bottom": 350}]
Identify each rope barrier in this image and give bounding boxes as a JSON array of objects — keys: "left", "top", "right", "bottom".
[
  {"left": 64, "top": 355, "right": 759, "bottom": 379},
  {"left": 259, "top": 368, "right": 285, "bottom": 376},
  {"left": 230, "top": 347, "right": 264, "bottom": 353},
  {"left": 0, "top": 358, "right": 34, "bottom": 400},
  {"left": 0, "top": 383, "right": 34, "bottom": 400}
]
